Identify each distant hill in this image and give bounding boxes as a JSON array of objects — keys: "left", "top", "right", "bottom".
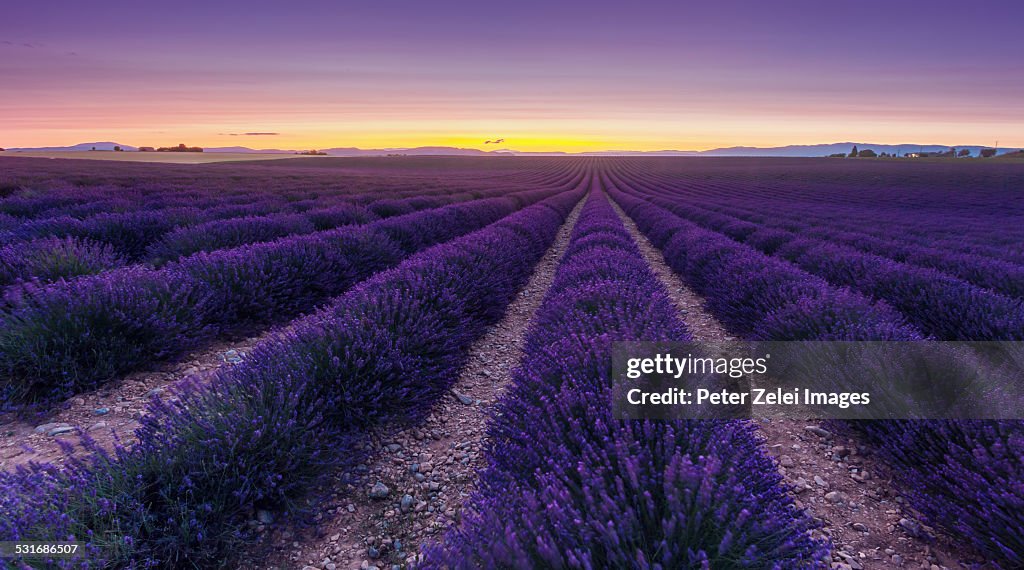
[
  {"left": 8, "top": 142, "right": 138, "bottom": 152},
  {"left": 6, "top": 141, "right": 1021, "bottom": 157},
  {"left": 699, "top": 143, "right": 1020, "bottom": 157}
]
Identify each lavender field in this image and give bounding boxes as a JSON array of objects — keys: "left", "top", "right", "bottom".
[{"left": 0, "top": 155, "right": 1022, "bottom": 569}]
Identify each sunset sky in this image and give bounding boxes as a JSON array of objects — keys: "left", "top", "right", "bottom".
[{"left": 3, "top": 0, "right": 1023, "bottom": 152}]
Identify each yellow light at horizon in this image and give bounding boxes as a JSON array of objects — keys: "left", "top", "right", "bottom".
[{"left": 4, "top": 116, "right": 1022, "bottom": 154}]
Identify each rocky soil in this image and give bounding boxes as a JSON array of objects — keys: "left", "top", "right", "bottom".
[{"left": 1, "top": 329, "right": 274, "bottom": 472}]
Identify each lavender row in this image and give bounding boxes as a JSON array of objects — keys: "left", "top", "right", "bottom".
[
  {"left": 608, "top": 185, "right": 1024, "bottom": 567},
  {"left": 424, "top": 192, "right": 828, "bottom": 568},
  {"left": 0, "top": 188, "right": 559, "bottom": 407},
  {"left": 0, "top": 236, "right": 127, "bottom": 288},
  {"left": 0, "top": 186, "right": 582, "bottom": 568}
]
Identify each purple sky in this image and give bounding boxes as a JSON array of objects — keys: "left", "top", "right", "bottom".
[{"left": 3, "top": 0, "right": 1022, "bottom": 151}]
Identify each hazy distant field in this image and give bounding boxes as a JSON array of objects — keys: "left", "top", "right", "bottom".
[{"left": 0, "top": 150, "right": 315, "bottom": 164}]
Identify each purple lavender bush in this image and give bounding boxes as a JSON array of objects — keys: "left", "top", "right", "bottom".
[
  {"left": 305, "top": 203, "right": 377, "bottom": 230},
  {"left": 0, "top": 236, "right": 125, "bottom": 287},
  {"left": 145, "top": 214, "right": 315, "bottom": 263},
  {"left": 64, "top": 209, "right": 203, "bottom": 260},
  {"left": 368, "top": 196, "right": 446, "bottom": 217},
  {"left": 0, "top": 266, "right": 213, "bottom": 404},
  {"left": 772, "top": 238, "right": 1024, "bottom": 340},
  {"left": 862, "top": 420, "right": 1023, "bottom": 567},
  {"left": 0, "top": 212, "right": 17, "bottom": 232}
]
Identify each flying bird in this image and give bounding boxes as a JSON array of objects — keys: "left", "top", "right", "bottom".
[{"left": 484, "top": 138, "right": 505, "bottom": 144}]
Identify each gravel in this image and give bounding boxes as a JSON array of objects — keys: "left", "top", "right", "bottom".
[
  {"left": 451, "top": 390, "right": 475, "bottom": 406},
  {"left": 368, "top": 483, "right": 390, "bottom": 500},
  {"left": 0, "top": 331, "right": 278, "bottom": 473},
  {"left": 806, "top": 425, "right": 834, "bottom": 439}
]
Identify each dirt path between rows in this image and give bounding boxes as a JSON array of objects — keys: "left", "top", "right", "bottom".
[
  {"left": 608, "top": 195, "right": 979, "bottom": 570},
  {"left": 0, "top": 330, "right": 273, "bottom": 472},
  {"left": 242, "top": 196, "right": 587, "bottom": 570}
]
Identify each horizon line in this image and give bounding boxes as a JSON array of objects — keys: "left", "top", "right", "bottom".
[{"left": 2, "top": 139, "right": 1017, "bottom": 155}]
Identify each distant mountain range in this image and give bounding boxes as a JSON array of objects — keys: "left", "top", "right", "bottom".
[
  {"left": 6, "top": 142, "right": 141, "bottom": 152},
  {"left": 4, "top": 141, "right": 1020, "bottom": 157}
]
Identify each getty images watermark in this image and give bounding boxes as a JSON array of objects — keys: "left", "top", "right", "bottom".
[{"left": 612, "top": 341, "right": 1024, "bottom": 420}]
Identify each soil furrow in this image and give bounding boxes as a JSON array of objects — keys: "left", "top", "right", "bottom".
[{"left": 0, "top": 329, "right": 272, "bottom": 471}]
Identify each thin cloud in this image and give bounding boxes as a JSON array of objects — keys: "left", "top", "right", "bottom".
[
  {"left": 221, "top": 132, "right": 281, "bottom": 136},
  {"left": 2, "top": 40, "right": 47, "bottom": 49},
  {"left": 484, "top": 138, "right": 505, "bottom": 144}
]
